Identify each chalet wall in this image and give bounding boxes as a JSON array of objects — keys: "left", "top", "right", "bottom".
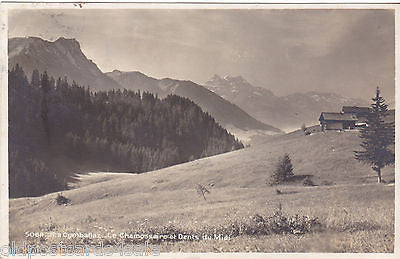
[{"left": 325, "top": 121, "right": 343, "bottom": 130}]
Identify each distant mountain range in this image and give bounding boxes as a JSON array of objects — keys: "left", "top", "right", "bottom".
[
  {"left": 9, "top": 37, "right": 281, "bottom": 137},
  {"left": 205, "top": 75, "right": 370, "bottom": 131}
]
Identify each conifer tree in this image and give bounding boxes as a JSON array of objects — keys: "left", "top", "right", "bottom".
[
  {"left": 270, "top": 153, "right": 294, "bottom": 185},
  {"left": 354, "top": 87, "right": 394, "bottom": 183},
  {"left": 31, "top": 69, "right": 40, "bottom": 88},
  {"left": 40, "top": 71, "right": 51, "bottom": 143}
]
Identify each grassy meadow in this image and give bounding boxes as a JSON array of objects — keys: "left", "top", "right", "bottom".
[{"left": 9, "top": 130, "right": 395, "bottom": 252}]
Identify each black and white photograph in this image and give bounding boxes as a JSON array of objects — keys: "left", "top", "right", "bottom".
[{"left": 1, "top": 2, "right": 397, "bottom": 257}]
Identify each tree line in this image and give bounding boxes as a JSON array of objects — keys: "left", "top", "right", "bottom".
[{"left": 9, "top": 64, "right": 244, "bottom": 198}]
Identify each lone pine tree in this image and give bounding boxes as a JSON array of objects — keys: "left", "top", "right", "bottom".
[
  {"left": 270, "top": 153, "right": 294, "bottom": 185},
  {"left": 354, "top": 87, "right": 394, "bottom": 183}
]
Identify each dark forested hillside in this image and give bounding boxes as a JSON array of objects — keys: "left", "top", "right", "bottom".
[{"left": 9, "top": 65, "right": 244, "bottom": 198}]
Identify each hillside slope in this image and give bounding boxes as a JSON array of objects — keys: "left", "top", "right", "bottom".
[{"left": 9, "top": 131, "right": 394, "bottom": 252}]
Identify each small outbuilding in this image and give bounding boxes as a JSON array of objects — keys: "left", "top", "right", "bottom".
[{"left": 319, "top": 112, "right": 358, "bottom": 131}]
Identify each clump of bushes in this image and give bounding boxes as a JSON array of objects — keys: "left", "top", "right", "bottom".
[
  {"left": 30, "top": 208, "right": 322, "bottom": 247},
  {"left": 114, "top": 208, "right": 322, "bottom": 245},
  {"left": 250, "top": 210, "right": 321, "bottom": 235},
  {"left": 223, "top": 208, "right": 322, "bottom": 236}
]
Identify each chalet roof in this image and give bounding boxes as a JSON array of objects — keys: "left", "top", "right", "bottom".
[
  {"left": 319, "top": 112, "right": 358, "bottom": 121},
  {"left": 342, "top": 106, "right": 371, "bottom": 114}
]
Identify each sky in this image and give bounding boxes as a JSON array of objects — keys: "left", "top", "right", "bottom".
[{"left": 8, "top": 8, "right": 395, "bottom": 103}]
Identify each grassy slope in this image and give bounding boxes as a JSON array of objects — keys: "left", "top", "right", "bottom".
[{"left": 9, "top": 131, "right": 394, "bottom": 252}]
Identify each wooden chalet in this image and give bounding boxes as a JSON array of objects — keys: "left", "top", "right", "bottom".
[
  {"left": 319, "top": 106, "right": 372, "bottom": 131},
  {"left": 319, "top": 112, "right": 358, "bottom": 131}
]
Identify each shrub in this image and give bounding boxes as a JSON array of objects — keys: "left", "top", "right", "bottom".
[
  {"left": 195, "top": 184, "right": 210, "bottom": 200},
  {"left": 303, "top": 176, "right": 317, "bottom": 186},
  {"left": 56, "top": 193, "right": 70, "bottom": 205},
  {"left": 301, "top": 123, "right": 311, "bottom": 136}
]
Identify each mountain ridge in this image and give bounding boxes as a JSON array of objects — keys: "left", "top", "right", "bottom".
[
  {"left": 205, "top": 74, "right": 370, "bottom": 131},
  {"left": 9, "top": 36, "right": 122, "bottom": 91}
]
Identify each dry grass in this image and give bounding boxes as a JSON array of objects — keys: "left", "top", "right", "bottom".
[
  {"left": 9, "top": 131, "right": 395, "bottom": 252},
  {"left": 19, "top": 199, "right": 394, "bottom": 253}
]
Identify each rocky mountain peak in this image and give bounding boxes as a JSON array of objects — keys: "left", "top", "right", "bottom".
[
  {"left": 9, "top": 36, "right": 122, "bottom": 91},
  {"left": 55, "top": 37, "right": 80, "bottom": 48}
]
